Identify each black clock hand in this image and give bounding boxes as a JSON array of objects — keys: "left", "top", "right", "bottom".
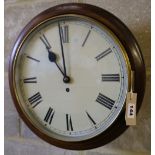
[
  {"left": 48, "top": 50, "right": 65, "bottom": 76},
  {"left": 58, "top": 22, "right": 67, "bottom": 76},
  {"left": 48, "top": 50, "right": 70, "bottom": 83},
  {"left": 40, "top": 33, "right": 70, "bottom": 83}
]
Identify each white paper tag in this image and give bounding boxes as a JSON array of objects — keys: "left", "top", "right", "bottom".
[
  {"left": 125, "top": 92, "right": 137, "bottom": 125},
  {"left": 125, "top": 70, "right": 137, "bottom": 126}
]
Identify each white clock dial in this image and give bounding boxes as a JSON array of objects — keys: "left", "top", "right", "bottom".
[{"left": 14, "top": 16, "right": 129, "bottom": 141}]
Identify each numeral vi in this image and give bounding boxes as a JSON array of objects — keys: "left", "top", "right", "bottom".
[{"left": 66, "top": 114, "right": 73, "bottom": 131}]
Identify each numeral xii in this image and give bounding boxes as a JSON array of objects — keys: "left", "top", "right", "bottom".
[{"left": 60, "top": 25, "right": 69, "bottom": 43}]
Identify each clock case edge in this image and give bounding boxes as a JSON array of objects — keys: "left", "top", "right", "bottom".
[{"left": 9, "top": 3, "right": 146, "bottom": 150}]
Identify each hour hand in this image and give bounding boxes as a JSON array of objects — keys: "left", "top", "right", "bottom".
[
  {"left": 39, "top": 32, "right": 56, "bottom": 62},
  {"left": 48, "top": 51, "right": 70, "bottom": 83},
  {"left": 39, "top": 32, "right": 70, "bottom": 83}
]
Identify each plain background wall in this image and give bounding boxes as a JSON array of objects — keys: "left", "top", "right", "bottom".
[{"left": 4, "top": 0, "right": 151, "bottom": 155}]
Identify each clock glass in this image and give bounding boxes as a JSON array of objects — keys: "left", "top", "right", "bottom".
[{"left": 14, "top": 15, "right": 129, "bottom": 141}]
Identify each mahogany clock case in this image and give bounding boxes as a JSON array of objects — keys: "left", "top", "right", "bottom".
[{"left": 9, "top": 3, "right": 146, "bottom": 150}]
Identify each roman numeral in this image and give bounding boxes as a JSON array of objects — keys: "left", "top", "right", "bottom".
[
  {"left": 28, "top": 92, "right": 42, "bottom": 108},
  {"left": 26, "top": 55, "right": 40, "bottom": 62},
  {"left": 82, "top": 27, "right": 93, "bottom": 47},
  {"left": 66, "top": 114, "right": 73, "bottom": 131},
  {"left": 95, "top": 48, "right": 112, "bottom": 61},
  {"left": 102, "top": 74, "right": 120, "bottom": 82},
  {"left": 96, "top": 93, "right": 115, "bottom": 110},
  {"left": 44, "top": 107, "right": 55, "bottom": 125},
  {"left": 23, "top": 77, "right": 37, "bottom": 83},
  {"left": 86, "top": 111, "right": 96, "bottom": 125},
  {"left": 39, "top": 32, "right": 51, "bottom": 49},
  {"left": 60, "top": 25, "right": 69, "bottom": 43}
]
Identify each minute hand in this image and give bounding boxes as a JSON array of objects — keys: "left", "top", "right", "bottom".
[{"left": 58, "top": 22, "right": 67, "bottom": 76}]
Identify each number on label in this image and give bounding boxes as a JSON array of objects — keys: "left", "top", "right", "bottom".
[{"left": 96, "top": 93, "right": 115, "bottom": 110}]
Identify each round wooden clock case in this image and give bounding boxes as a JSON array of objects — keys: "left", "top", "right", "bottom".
[{"left": 9, "top": 3, "right": 145, "bottom": 150}]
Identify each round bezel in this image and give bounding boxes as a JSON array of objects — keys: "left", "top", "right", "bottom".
[{"left": 9, "top": 3, "right": 145, "bottom": 150}]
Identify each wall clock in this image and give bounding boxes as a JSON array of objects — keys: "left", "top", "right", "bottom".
[{"left": 9, "top": 3, "right": 145, "bottom": 150}]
